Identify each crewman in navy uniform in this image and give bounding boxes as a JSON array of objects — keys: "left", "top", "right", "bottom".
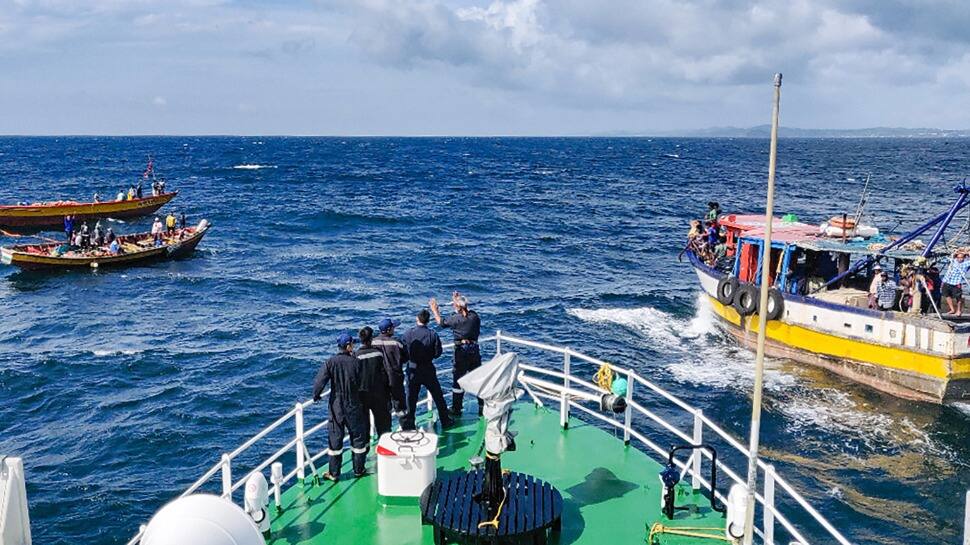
[
  {"left": 400, "top": 309, "right": 454, "bottom": 430},
  {"left": 372, "top": 317, "right": 407, "bottom": 418},
  {"left": 312, "top": 332, "right": 369, "bottom": 481},
  {"left": 354, "top": 326, "right": 398, "bottom": 437},
  {"left": 430, "top": 291, "right": 483, "bottom": 417}
]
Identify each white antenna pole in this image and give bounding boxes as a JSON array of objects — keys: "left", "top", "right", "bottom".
[{"left": 742, "top": 72, "right": 782, "bottom": 545}]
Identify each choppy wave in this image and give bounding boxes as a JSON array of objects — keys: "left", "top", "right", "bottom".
[{"left": 232, "top": 164, "right": 277, "bottom": 170}]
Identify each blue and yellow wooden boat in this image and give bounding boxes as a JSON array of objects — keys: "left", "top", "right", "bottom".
[{"left": 686, "top": 188, "right": 970, "bottom": 404}]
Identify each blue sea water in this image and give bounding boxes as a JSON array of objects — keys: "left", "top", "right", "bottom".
[{"left": 0, "top": 136, "right": 968, "bottom": 545}]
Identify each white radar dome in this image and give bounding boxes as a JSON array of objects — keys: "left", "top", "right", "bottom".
[{"left": 140, "top": 494, "right": 265, "bottom": 545}]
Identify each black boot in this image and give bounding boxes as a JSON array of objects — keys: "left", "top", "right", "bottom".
[{"left": 450, "top": 392, "right": 464, "bottom": 416}]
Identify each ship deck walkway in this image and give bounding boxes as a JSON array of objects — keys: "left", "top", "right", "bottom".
[{"left": 267, "top": 403, "right": 726, "bottom": 545}]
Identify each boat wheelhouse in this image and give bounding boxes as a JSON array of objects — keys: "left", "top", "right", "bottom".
[{"left": 687, "top": 186, "right": 970, "bottom": 404}]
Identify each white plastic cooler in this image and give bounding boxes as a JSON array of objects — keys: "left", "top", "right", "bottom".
[{"left": 376, "top": 431, "right": 438, "bottom": 498}]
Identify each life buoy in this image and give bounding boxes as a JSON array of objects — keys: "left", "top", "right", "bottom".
[
  {"left": 829, "top": 216, "right": 857, "bottom": 229},
  {"left": 764, "top": 288, "right": 784, "bottom": 321},
  {"left": 733, "top": 284, "right": 758, "bottom": 316},
  {"left": 716, "top": 277, "right": 739, "bottom": 305}
]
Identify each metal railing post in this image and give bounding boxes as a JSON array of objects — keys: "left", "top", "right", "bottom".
[
  {"left": 623, "top": 370, "right": 634, "bottom": 445},
  {"left": 295, "top": 402, "right": 306, "bottom": 481},
  {"left": 963, "top": 490, "right": 969, "bottom": 545},
  {"left": 560, "top": 350, "right": 571, "bottom": 429},
  {"left": 692, "top": 409, "right": 703, "bottom": 490},
  {"left": 764, "top": 464, "right": 776, "bottom": 545},
  {"left": 221, "top": 453, "right": 232, "bottom": 501},
  {"left": 496, "top": 330, "right": 502, "bottom": 355}
]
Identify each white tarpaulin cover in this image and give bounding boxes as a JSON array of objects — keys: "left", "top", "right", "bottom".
[{"left": 457, "top": 352, "right": 519, "bottom": 454}]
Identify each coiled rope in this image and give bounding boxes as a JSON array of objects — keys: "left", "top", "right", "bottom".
[{"left": 647, "top": 522, "right": 730, "bottom": 544}]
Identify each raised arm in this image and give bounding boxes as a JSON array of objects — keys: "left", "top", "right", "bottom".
[{"left": 429, "top": 297, "right": 444, "bottom": 325}]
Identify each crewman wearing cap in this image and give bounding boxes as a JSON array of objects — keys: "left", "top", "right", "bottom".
[
  {"left": 373, "top": 317, "right": 407, "bottom": 416},
  {"left": 312, "top": 332, "right": 369, "bottom": 480},
  {"left": 400, "top": 309, "right": 454, "bottom": 430},
  {"left": 430, "top": 291, "right": 483, "bottom": 417}
]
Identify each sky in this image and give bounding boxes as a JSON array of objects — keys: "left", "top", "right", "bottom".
[{"left": 1, "top": 0, "right": 969, "bottom": 135}]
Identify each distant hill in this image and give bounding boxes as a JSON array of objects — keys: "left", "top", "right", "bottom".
[{"left": 604, "top": 126, "right": 970, "bottom": 138}]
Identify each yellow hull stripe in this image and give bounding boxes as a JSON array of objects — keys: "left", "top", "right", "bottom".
[{"left": 706, "top": 295, "right": 970, "bottom": 381}]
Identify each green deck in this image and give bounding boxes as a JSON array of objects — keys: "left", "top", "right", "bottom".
[{"left": 268, "top": 403, "right": 727, "bottom": 544}]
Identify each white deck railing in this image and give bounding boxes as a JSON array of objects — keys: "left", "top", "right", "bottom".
[{"left": 124, "top": 331, "right": 969, "bottom": 545}]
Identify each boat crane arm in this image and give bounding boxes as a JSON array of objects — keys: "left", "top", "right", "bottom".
[{"left": 813, "top": 183, "right": 970, "bottom": 293}]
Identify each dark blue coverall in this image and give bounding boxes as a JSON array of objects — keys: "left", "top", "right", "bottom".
[
  {"left": 400, "top": 324, "right": 452, "bottom": 430},
  {"left": 440, "top": 310, "right": 482, "bottom": 415},
  {"left": 313, "top": 351, "right": 369, "bottom": 477}
]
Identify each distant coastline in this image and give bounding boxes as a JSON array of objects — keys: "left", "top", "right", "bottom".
[{"left": 602, "top": 125, "right": 970, "bottom": 138}]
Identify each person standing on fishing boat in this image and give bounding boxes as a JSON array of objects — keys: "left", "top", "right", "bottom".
[
  {"left": 63, "top": 215, "right": 75, "bottom": 242},
  {"left": 401, "top": 309, "right": 453, "bottom": 430},
  {"left": 79, "top": 222, "right": 91, "bottom": 249},
  {"left": 165, "top": 213, "right": 176, "bottom": 236},
  {"left": 941, "top": 251, "right": 970, "bottom": 315},
  {"left": 179, "top": 212, "right": 186, "bottom": 230},
  {"left": 868, "top": 264, "right": 884, "bottom": 309},
  {"left": 313, "top": 332, "right": 369, "bottom": 480},
  {"left": 105, "top": 228, "right": 116, "bottom": 246},
  {"left": 430, "top": 292, "right": 483, "bottom": 417},
  {"left": 373, "top": 318, "right": 407, "bottom": 417},
  {"left": 355, "top": 326, "right": 396, "bottom": 437},
  {"left": 136, "top": 181, "right": 144, "bottom": 199},
  {"left": 706, "top": 201, "right": 721, "bottom": 223},
  {"left": 151, "top": 217, "right": 163, "bottom": 246},
  {"left": 92, "top": 222, "right": 104, "bottom": 247},
  {"left": 876, "top": 271, "right": 897, "bottom": 311}
]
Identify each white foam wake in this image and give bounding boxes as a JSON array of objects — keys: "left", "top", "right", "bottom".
[
  {"left": 232, "top": 164, "right": 277, "bottom": 170},
  {"left": 566, "top": 294, "right": 791, "bottom": 391},
  {"left": 91, "top": 349, "right": 142, "bottom": 357},
  {"left": 566, "top": 296, "right": 942, "bottom": 454}
]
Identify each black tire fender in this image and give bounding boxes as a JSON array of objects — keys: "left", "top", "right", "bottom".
[
  {"left": 716, "top": 277, "right": 739, "bottom": 305},
  {"left": 733, "top": 284, "right": 759, "bottom": 316},
  {"left": 764, "top": 288, "right": 785, "bottom": 321}
]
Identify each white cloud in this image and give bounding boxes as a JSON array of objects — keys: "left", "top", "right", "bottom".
[{"left": 1, "top": 0, "right": 970, "bottom": 133}]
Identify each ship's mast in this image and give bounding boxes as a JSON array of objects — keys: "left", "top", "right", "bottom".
[{"left": 742, "top": 73, "right": 782, "bottom": 545}]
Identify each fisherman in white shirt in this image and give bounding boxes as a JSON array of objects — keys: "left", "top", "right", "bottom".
[
  {"left": 868, "top": 263, "right": 884, "bottom": 309},
  {"left": 151, "top": 217, "right": 164, "bottom": 246}
]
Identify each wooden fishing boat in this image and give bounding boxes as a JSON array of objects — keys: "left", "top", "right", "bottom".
[
  {"left": 686, "top": 201, "right": 970, "bottom": 404},
  {"left": 0, "top": 192, "right": 178, "bottom": 230},
  {"left": 0, "top": 220, "right": 210, "bottom": 271}
]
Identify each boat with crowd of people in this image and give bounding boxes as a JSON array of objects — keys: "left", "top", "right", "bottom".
[
  {"left": 685, "top": 188, "right": 970, "bottom": 404},
  {"left": 0, "top": 191, "right": 178, "bottom": 230},
  {"left": 0, "top": 220, "right": 210, "bottom": 270}
]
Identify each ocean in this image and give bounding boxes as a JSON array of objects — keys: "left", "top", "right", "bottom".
[{"left": 0, "top": 136, "right": 967, "bottom": 544}]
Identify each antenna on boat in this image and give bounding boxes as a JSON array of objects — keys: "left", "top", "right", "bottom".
[{"left": 741, "top": 73, "right": 781, "bottom": 545}]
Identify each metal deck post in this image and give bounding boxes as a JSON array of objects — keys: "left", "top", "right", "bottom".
[
  {"left": 295, "top": 403, "right": 305, "bottom": 481},
  {"left": 692, "top": 410, "right": 703, "bottom": 490},
  {"left": 764, "top": 465, "right": 776, "bottom": 545},
  {"left": 623, "top": 370, "right": 634, "bottom": 445},
  {"left": 963, "top": 490, "right": 969, "bottom": 545},
  {"left": 496, "top": 330, "right": 502, "bottom": 355},
  {"left": 560, "top": 350, "right": 571, "bottom": 429},
  {"left": 221, "top": 453, "right": 232, "bottom": 501}
]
